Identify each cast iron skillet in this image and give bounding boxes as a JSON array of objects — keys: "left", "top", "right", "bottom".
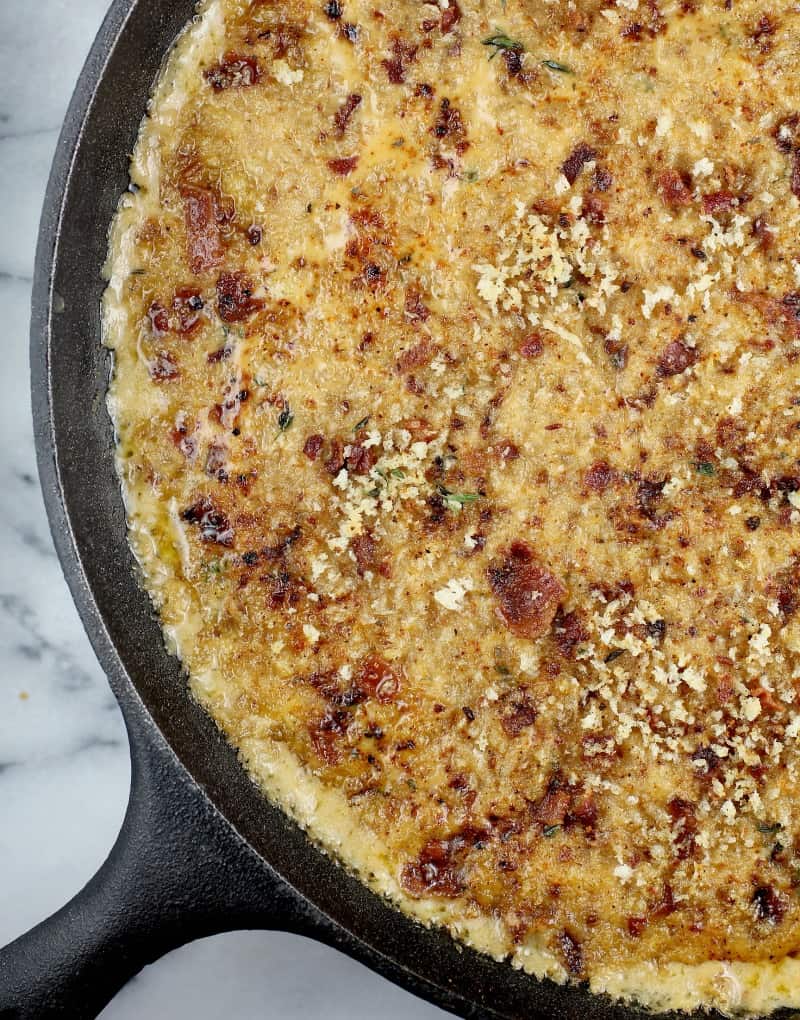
[{"left": 0, "top": 2, "right": 782, "bottom": 1018}]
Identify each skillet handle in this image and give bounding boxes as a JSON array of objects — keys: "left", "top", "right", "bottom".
[{"left": 0, "top": 701, "right": 314, "bottom": 1019}]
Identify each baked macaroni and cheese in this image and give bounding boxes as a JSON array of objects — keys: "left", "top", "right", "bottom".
[{"left": 104, "top": 0, "right": 800, "bottom": 1012}]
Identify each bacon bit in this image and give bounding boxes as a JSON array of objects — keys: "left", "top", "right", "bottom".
[
  {"left": 347, "top": 442, "right": 378, "bottom": 475},
  {"left": 752, "top": 885, "right": 786, "bottom": 924},
  {"left": 357, "top": 654, "right": 401, "bottom": 703},
  {"left": 496, "top": 441, "right": 520, "bottom": 462},
  {"left": 148, "top": 302, "right": 170, "bottom": 336},
  {"left": 309, "top": 709, "right": 349, "bottom": 765},
  {"left": 544, "top": 423, "right": 563, "bottom": 431},
  {"left": 440, "top": 0, "right": 462, "bottom": 32},
  {"left": 667, "top": 797, "right": 697, "bottom": 860},
  {"left": 627, "top": 917, "right": 647, "bottom": 938},
  {"left": 303, "top": 434, "right": 324, "bottom": 461},
  {"left": 328, "top": 156, "right": 359, "bottom": 176},
  {"left": 204, "top": 52, "right": 260, "bottom": 90},
  {"left": 351, "top": 532, "right": 379, "bottom": 576},
  {"left": 553, "top": 609, "right": 588, "bottom": 658},
  {"left": 581, "top": 196, "right": 605, "bottom": 225},
  {"left": 562, "top": 142, "right": 597, "bottom": 186},
  {"left": 205, "top": 441, "right": 228, "bottom": 481},
  {"left": 247, "top": 225, "right": 263, "bottom": 246},
  {"left": 382, "top": 37, "right": 417, "bottom": 84},
  {"left": 530, "top": 773, "right": 572, "bottom": 828},
  {"left": 431, "top": 98, "right": 466, "bottom": 142},
  {"left": 520, "top": 333, "right": 544, "bottom": 358},
  {"left": 751, "top": 13, "right": 776, "bottom": 51},
  {"left": 657, "top": 339, "right": 697, "bottom": 377},
  {"left": 773, "top": 115, "right": 800, "bottom": 199},
  {"left": 691, "top": 746, "right": 720, "bottom": 775},
  {"left": 401, "top": 841, "right": 464, "bottom": 898},
  {"left": 657, "top": 169, "right": 693, "bottom": 210},
  {"left": 584, "top": 460, "right": 620, "bottom": 494},
  {"left": 324, "top": 438, "right": 346, "bottom": 476},
  {"left": 502, "top": 47, "right": 524, "bottom": 77},
  {"left": 339, "top": 22, "right": 359, "bottom": 42},
  {"left": 488, "top": 541, "right": 566, "bottom": 641},
  {"left": 559, "top": 931, "right": 584, "bottom": 976},
  {"left": 149, "top": 352, "right": 179, "bottom": 381},
  {"left": 173, "top": 288, "right": 204, "bottom": 334},
  {"left": 181, "top": 186, "right": 224, "bottom": 274},
  {"left": 702, "top": 189, "right": 745, "bottom": 217},
  {"left": 404, "top": 287, "right": 430, "bottom": 323},
  {"left": 324, "top": 0, "right": 342, "bottom": 18},
  {"left": 397, "top": 338, "right": 434, "bottom": 372},
  {"left": 400, "top": 416, "right": 438, "bottom": 441},
  {"left": 592, "top": 166, "right": 613, "bottom": 192},
  {"left": 333, "top": 92, "right": 362, "bottom": 136},
  {"left": 216, "top": 271, "right": 263, "bottom": 323},
  {"left": 181, "top": 497, "right": 234, "bottom": 546},
  {"left": 500, "top": 695, "right": 537, "bottom": 737},
  {"left": 752, "top": 214, "right": 774, "bottom": 250},
  {"left": 650, "top": 882, "right": 677, "bottom": 918}
]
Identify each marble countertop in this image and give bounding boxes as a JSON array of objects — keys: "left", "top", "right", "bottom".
[{"left": 0, "top": 3, "right": 444, "bottom": 1016}]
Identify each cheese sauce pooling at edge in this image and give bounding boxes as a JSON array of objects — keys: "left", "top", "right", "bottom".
[{"left": 105, "top": 0, "right": 800, "bottom": 1013}]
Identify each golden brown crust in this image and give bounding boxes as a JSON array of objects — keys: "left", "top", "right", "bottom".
[{"left": 105, "top": 0, "right": 800, "bottom": 1012}]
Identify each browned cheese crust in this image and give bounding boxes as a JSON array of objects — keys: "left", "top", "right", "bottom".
[{"left": 105, "top": 0, "right": 800, "bottom": 1012}]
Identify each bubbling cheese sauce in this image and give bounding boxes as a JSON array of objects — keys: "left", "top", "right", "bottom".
[{"left": 105, "top": 0, "right": 800, "bottom": 1013}]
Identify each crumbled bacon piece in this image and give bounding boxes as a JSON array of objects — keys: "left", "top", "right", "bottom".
[
  {"left": 204, "top": 440, "right": 228, "bottom": 481},
  {"left": 333, "top": 92, "right": 362, "bottom": 136},
  {"left": 584, "top": 460, "right": 619, "bottom": 494},
  {"left": 667, "top": 796, "right": 697, "bottom": 860},
  {"left": 149, "top": 352, "right": 179, "bottom": 381},
  {"left": 404, "top": 287, "right": 430, "bottom": 323},
  {"left": 559, "top": 931, "right": 584, "bottom": 976},
  {"left": 347, "top": 442, "right": 378, "bottom": 474},
  {"left": 356, "top": 654, "right": 401, "bottom": 703},
  {"left": 562, "top": 142, "right": 597, "bottom": 186},
  {"left": 520, "top": 333, "right": 544, "bottom": 358},
  {"left": 397, "top": 338, "right": 434, "bottom": 372},
  {"left": 309, "top": 709, "right": 349, "bottom": 765},
  {"left": 181, "top": 497, "right": 234, "bottom": 546},
  {"left": 657, "top": 169, "right": 693, "bottom": 209},
  {"left": 204, "top": 52, "right": 260, "bottom": 90},
  {"left": 657, "top": 340, "right": 697, "bottom": 377},
  {"left": 173, "top": 288, "right": 204, "bottom": 334},
  {"left": 440, "top": 0, "right": 462, "bottom": 32},
  {"left": 400, "top": 841, "right": 464, "bottom": 898},
  {"left": 328, "top": 156, "right": 359, "bottom": 175},
  {"left": 148, "top": 302, "right": 169, "bottom": 335},
  {"left": 181, "top": 186, "right": 224, "bottom": 274},
  {"left": 488, "top": 542, "right": 566, "bottom": 640},
  {"left": 431, "top": 98, "right": 466, "bottom": 143},
  {"left": 702, "top": 189, "right": 743, "bottom": 217},
  {"left": 553, "top": 609, "right": 588, "bottom": 659},
  {"left": 303, "top": 434, "right": 324, "bottom": 461},
  {"left": 500, "top": 695, "right": 538, "bottom": 737},
  {"left": 382, "top": 37, "right": 417, "bottom": 83},
  {"left": 752, "top": 885, "right": 786, "bottom": 924},
  {"left": 216, "top": 271, "right": 263, "bottom": 322}
]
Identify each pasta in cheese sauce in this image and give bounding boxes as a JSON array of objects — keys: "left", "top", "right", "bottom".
[{"left": 105, "top": 0, "right": 800, "bottom": 1012}]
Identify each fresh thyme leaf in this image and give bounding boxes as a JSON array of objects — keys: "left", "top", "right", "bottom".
[
  {"left": 390, "top": 468, "right": 406, "bottom": 479},
  {"left": 253, "top": 376, "right": 268, "bottom": 387},
  {"left": 604, "top": 648, "right": 625, "bottom": 664},
  {"left": 461, "top": 168, "right": 480, "bottom": 183},
  {"left": 129, "top": 268, "right": 147, "bottom": 276},
  {"left": 757, "top": 821, "right": 782, "bottom": 834},
  {"left": 438, "top": 485, "right": 481, "bottom": 505},
  {"left": 353, "top": 416, "right": 370, "bottom": 432},
  {"left": 541, "top": 58, "right": 573, "bottom": 74},
  {"left": 276, "top": 407, "right": 294, "bottom": 435},
  {"left": 543, "top": 824, "right": 560, "bottom": 838},
  {"left": 695, "top": 461, "right": 715, "bottom": 476},
  {"left": 482, "top": 29, "right": 524, "bottom": 59}
]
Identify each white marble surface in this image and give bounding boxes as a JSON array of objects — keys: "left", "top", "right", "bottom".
[{"left": 0, "top": 3, "right": 445, "bottom": 1016}]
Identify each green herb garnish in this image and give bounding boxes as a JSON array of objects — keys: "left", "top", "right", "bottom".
[
  {"left": 438, "top": 485, "right": 481, "bottom": 506},
  {"left": 695, "top": 461, "right": 715, "bottom": 476},
  {"left": 541, "top": 59, "right": 573, "bottom": 74},
  {"left": 275, "top": 407, "right": 294, "bottom": 437},
  {"left": 604, "top": 648, "right": 625, "bottom": 664},
  {"left": 353, "top": 416, "right": 370, "bottom": 432},
  {"left": 461, "top": 168, "right": 480, "bottom": 183},
  {"left": 757, "top": 821, "right": 782, "bottom": 835},
  {"left": 482, "top": 29, "right": 524, "bottom": 59},
  {"left": 390, "top": 468, "right": 406, "bottom": 480},
  {"left": 543, "top": 824, "right": 560, "bottom": 838}
]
